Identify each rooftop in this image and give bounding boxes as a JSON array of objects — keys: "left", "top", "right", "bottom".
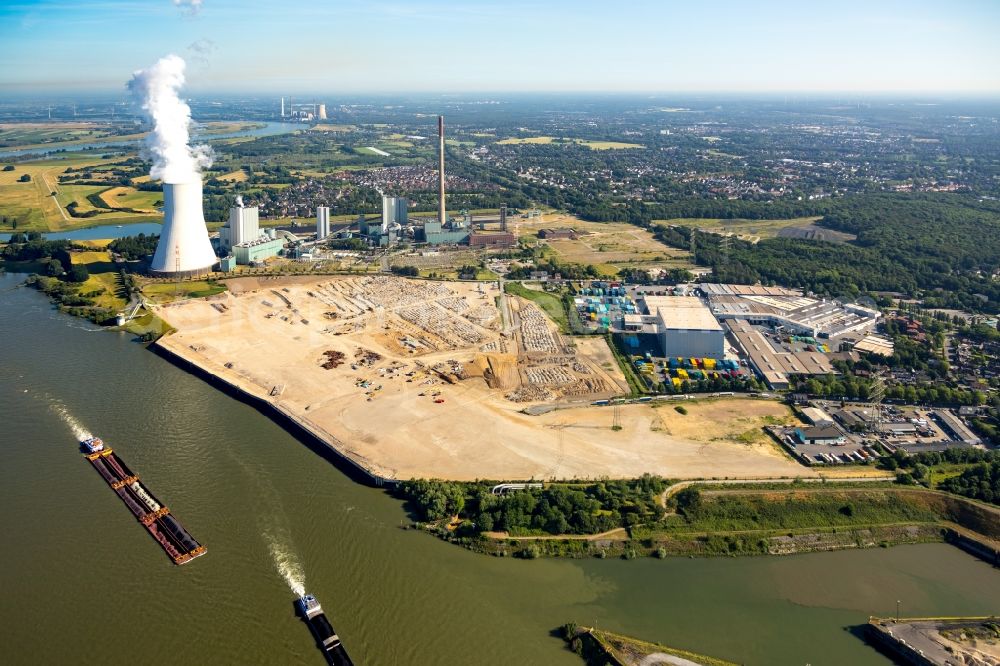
[{"left": 644, "top": 296, "right": 722, "bottom": 332}]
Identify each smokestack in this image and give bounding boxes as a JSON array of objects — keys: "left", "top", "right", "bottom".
[
  {"left": 150, "top": 180, "right": 217, "bottom": 275},
  {"left": 438, "top": 115, "right": 446, "bottom": 227}
]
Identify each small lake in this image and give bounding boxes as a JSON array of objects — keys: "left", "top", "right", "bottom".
[{"left": 1, "top": 222, "right": 162, "bottom": 242}]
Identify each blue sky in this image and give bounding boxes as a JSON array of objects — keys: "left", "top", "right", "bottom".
[{"left": 1, "top": 0, "right": 998, "bottom": 94}]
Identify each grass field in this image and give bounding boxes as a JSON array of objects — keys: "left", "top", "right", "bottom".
[
  {"left": 505, "top": 282, "right": 570, "bottom": 333},
  {"left": 141, "top": 280, "right": 227, "bottom": 303},
  {"left": 72, "top": 250, "right": 127, "bottom": 311},
  {"left": 497, "top": 136, "right": 643, "bottom": 150},
  {"left": 653, "top": 216, "right": 826, "bottom": 242},
  {"left": 515, "top": 212, "right": 694, "bottom": 273},
  {"left": 99, "top": 186, "right": 162, "bottom": 211}
]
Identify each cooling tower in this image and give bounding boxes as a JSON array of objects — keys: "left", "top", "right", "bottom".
[{"left": 150, "top": 180, "right": 218, "bottom": 276}]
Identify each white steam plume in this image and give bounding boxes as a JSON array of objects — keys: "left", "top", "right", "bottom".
[{"left": 127, "top": 54, "right": 213, "bottom": 184}]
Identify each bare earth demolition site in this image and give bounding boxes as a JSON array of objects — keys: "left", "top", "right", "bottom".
[{"left": 155, "top": 275, "right": 811, "bottom": 482}]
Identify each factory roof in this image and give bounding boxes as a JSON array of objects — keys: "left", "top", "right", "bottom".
[
  {"left": 644, "top": 296, "right": 722, "bottom": 332},
  {"left": 700, "top": 283, "right": 800, "bottom": 297},
  {"left": 234, "top": 234, "right": 283, "bottom": 248},
  {"left": 702, "top": 284, "right": 880, "bottom": 338},
  {"left": 853, "top": 334, "right": 895, "bottom": 357},
  {"left": 800, "top": 407, "right": 834, "bottom": 425},
  {"left": 935, "top": 409, "right": 982, "bottom": 445},
  {"left": 797, "top": 425, "right": 845, "bottom": 440},
  {"left": 725, "top": 319, "right": 834, "bottom": 388}
]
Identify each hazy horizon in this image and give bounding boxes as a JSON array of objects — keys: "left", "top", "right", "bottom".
[{"left": 1, "top": 0, "right": 998, "bottom": 95}]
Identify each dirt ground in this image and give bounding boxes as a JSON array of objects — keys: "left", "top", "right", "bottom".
[
  {"left": 513, "top": 213, "right": 693, "bottom": 269},
  {"left": 155, "top": 275, "right": 815, "bottom": 482}
]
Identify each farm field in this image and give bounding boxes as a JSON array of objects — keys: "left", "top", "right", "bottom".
[
  {"left": 0, "top": 120, "right": 262, "bottom": 152},
  {"left": 0, "top": 155, "right": 162, "bottom": 232},
  {"left": 0, "top": 122, "right": 142, "bottom": 151},
  {"left": 217, "top": 168, "right": 248, "bottom": 182},
  {"left": 497, "top": 136, "right": 643, "bottom": 149}
]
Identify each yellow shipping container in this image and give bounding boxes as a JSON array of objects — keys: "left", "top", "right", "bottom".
[{"left": 703, "top": 358, "right": 716, "bottom": 370}]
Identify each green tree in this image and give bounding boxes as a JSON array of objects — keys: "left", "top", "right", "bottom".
[
  {"left": 67, "top": 264, "right": 90, "bottom": 283},
  {"left": 674, "top": 487, "right": 702, "bottom": 519}
]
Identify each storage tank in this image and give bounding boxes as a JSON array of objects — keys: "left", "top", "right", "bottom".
[{"left": 150, "top": 180, "right": 218, "bottom": 276}]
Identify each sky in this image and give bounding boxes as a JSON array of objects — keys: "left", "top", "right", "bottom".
[{"left": 1, "top": 0, "right": 999, "bottom": 95}]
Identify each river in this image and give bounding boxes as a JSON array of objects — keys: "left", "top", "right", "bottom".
[{"left": 1, "top": 271, "right": 998, "bottom": 665}]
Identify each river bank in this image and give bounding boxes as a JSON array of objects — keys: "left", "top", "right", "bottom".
[
  {"left": 561, "top": 624, "right": 739, "bottom": 666},
  {"left": 402, "top": 482, "right": 1000, "bottom": 564}
]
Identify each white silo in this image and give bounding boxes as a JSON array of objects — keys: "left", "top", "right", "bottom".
[
  {"left": 316, "top": 206, "right": 330, "bottom": 239},
  {"left": 150, "top": 179, "right": 218, "bottom": 275}
]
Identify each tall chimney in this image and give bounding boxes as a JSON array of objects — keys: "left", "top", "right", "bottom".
[{"left": 438, "top": 115, "right": 446, "bottom": 227}]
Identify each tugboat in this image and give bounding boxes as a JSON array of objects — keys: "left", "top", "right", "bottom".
[
  {"left": 295, "top": 594, "right": 354, "bottom": 666},
  {"left": 81, "top": 436, "right": 105, "bottom": 454}
]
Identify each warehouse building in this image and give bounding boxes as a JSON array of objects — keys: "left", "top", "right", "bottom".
[
  {"left": 468, "top": 231, "right": 516, "bottom": 248},
  {"left": 795, "top": 425, "right": 846, "bottom": 445},
  {"left": 643, "top": 296, "right": 725, "bottom": 359},
  {"left": 538, "top": 228, "right": 576, "bottom": 240},
  {"left": 724, "top": 319, "right": 834, "bottom": 389}
]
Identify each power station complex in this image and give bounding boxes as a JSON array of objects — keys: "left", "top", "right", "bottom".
[{"left": 148, "top": 114, "right": 516, "bottom": 277}]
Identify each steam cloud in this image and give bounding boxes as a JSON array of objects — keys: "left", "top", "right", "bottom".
[
  {"left": 173, "top": 0, "right": 203, "bottom": 14},
  {"left": 128, "top": 54, "right": 213, "bottom": 184},
  {"left": 187, "top": 38, "right": 217, "bottom": 68}
]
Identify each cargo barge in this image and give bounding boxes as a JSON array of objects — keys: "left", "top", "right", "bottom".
[
  {"left": 81, "top": 436, "right": 205, "bottom": 565},
  {"left": 296, "top": 594, "right": 355, "bottom": 666}
]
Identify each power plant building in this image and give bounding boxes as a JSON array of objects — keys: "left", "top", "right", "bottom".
[
  {"left": 149, "top": 180, "right": 218, "bottom": 276},
  {"left": 233, "top": 235, "right": 284, "bottom": 265},
  {"left": 219, "top": 197, "right": 260, "bottom": 251},
  {"left": 644, "top": 296, "right": 725, "bottom": 359},
  {"left": 381, "top": 196, "right": 408, "bottom": 228},
  {"left": 316, "top": 206, "right": 331, "bottom": 240},
  {"left": 422, "top": 219, "right": 469, "bottom": 245}
]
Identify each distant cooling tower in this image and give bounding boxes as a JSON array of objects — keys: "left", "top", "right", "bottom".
[{"left": 150, "top": 180, "right": 218, "bottom": 276}]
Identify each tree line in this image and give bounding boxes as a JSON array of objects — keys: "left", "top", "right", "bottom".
[{"left": 397, "top": 475, "right": 668, "bottom": 536}]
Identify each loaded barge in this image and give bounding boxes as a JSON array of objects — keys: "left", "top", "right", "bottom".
[
  {"left": 81, "top": 437, "right": 205, "bottom": 565},
  {"left": 296, "top": 594, "right": 355, "bottom": 666}
]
